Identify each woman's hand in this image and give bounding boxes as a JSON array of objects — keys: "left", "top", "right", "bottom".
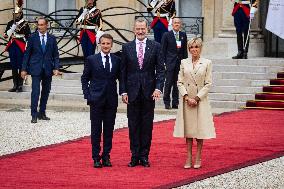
[{"left": 184, "top": 95, "right": 198, "bottom": 107}]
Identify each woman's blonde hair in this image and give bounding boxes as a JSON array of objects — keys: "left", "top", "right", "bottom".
[{"left": 187, "top": 37, "right": 203, "bottom": 50}]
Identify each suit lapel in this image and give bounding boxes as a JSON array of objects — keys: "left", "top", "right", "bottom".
[
  {"left": 142, "top": 39, "right": 153, "bottom": 69},
  {"left": 97, "top": 54, "right": 105, "bottom": 71},
  {"left": 129, "top": 41, "right": 139, "bottom": 69},
  {"left": 44, "top": 33, "right": 51, "bottom": 54}
]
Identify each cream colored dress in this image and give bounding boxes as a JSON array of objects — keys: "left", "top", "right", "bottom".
[{"left": 173, "top": 57, "right": 216, "bottom": 139}]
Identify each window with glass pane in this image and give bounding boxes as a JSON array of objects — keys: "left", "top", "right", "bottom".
[
  {"left": 26, "top": 0, "right": 48, "bottom": 22},
  {"left": 55, "top": 0, "right": 76, "bottom": 27}
]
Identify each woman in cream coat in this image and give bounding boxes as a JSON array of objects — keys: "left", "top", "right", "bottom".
[{"left": 174, "top": 37, "right": 216, "bottom": 169}]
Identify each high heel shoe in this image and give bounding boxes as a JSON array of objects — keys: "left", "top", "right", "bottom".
[
  {"left": 184, "top": 159, "right": 192, "bottom": 169},
  {"left": 193, "top": 159, "right": 201, "bottom": 169}
]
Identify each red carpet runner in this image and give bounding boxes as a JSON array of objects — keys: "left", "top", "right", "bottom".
[
  {"left": 246, "top": 71, "right": 284, "bottom": 109},
  {"left": 0, "top": 110, "right": 283, "bottom": 189}
]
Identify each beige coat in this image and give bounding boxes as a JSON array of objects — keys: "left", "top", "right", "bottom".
[{"left": 173, "top": 57, "right": 216, "bottom": 139}]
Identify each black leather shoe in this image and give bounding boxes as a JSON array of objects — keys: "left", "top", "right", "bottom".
[
  {"left": 8, "top": 86, "right": 17, "bottom": 92},
  {"left": 243, "top": 53, "right": 248, "bottom": 59},
  {"left": 232, "top": 52, "right": 243, "bottom": 59},
  {"left": 16, "top": 86, "right": 23, "bottom": 92},
  {"left": 93, "top": 160, "right": 102, "bottom": 168},
  {"left": 172, "top": 105, "right": 178, "bottom": 109},
  {"left": 31, "top": 116, "right": 37, "bottom": 123},
  {"left": 140, "top": 158, "right": 150, "bottom": 167},
  {"left": 165, "top": 105, "right": 171, "bottom": 109},
  {"left": 38, "top": 113, "right": 50, "bottom": 120},
  {"left": 128, "top": 158, "right": 139, "bottom": 167},
  {"left": 102, "top": 158, "right": 112, "bottom": 167}
]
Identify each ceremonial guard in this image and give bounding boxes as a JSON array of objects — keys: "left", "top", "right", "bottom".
[
  {"left": 232, "top": 0, "right": 259, "bottom": 59},
  {"left": 148, "top": 0, "right": 176, "bottom": 43},
  {"left": 3, "top": 0, "right": 30, "bottom": 92},
  {"left": 76, "top": 0, "right": 103, "bottom": 58}
]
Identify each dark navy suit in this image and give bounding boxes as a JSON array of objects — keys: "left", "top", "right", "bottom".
[
  {"left": 120, "top": 39, "right": 165, "bottom": 160},
  {"left": 81, "top": 52, "right": 120, "bottom": 161},
  {"left": 161, "top": 30, "right": 188, "bottom": 107},
  {"left": 22, "top": 32, "right": 59, "bottom": 117}
]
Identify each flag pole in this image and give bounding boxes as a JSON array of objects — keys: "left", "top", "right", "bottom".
[{"left": 12, "top": 0, "right": 15, "bottom": 23}]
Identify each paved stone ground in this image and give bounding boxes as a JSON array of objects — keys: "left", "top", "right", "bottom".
[{"left": 0, "top": 109, "right": 283, "bottom": 189}]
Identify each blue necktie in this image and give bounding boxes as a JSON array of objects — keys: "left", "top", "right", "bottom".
[
  {"left": 105, "top": 55, "right": 110, "bottom": 73},
  {"left": 41, "top": 35, "right": 46, "bottom": 52}
]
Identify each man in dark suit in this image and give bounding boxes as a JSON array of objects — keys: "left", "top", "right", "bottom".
[
  {"left": 81, "top": 34, "right": 120, "bottom": 168},
  {"left": 120, "top": 18, "right": 165, "bottom": 167},
  {"left": 21, "top": 18, "right": 60, "bottom": 123},
  {"left": 161, "top": 18, "right": 187, "bottom": 109}
]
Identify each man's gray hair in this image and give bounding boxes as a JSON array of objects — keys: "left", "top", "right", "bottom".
[{"left": 135, "top": 18, "right": 148, "bottom": 27}]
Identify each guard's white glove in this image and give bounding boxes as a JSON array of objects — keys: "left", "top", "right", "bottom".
[
  {"left": 250, "top": 7, "right": 257, "bottom": 20},
  {"left": 168, "top": 18, "right": 173, "bottom": 31}
]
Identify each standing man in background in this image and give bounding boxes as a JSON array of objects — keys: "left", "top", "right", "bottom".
[
  {"left": 231, "top": 0, "right": 259, "bottom": 59},
  {"left": 76, "top": 0, "right": 103, "bottom": 58},
  {"left": 81, "top": 34, "right": 120, "bottom": 168},
  {"left": 120, "top": 18, "right": 165, "bottom": 167},
  {"left": 21, "top": 18, "right": 60, "bottom": 123},
  {"left": 3, "top": 0, "right": 30, "bottom": 92},
  {"left": 148, "top": 0, "right": 176, "bottom": 43},
  {"left": 161, "top": 18, "right": 187, "bottom": 109}
]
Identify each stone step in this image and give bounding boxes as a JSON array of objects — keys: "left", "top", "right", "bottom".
[
  {"left": 208, "top": 93, "right": 255, "bottom": 102},
  {"left": 52, "top": 79, "right": 81, "bottom": 87},
  {"left": 212, "top": 65, "right": 282, "bottom": 74},
  {"left": 22, "top": 85, "right": 83, "bottom": 95},
  {"left": 213, "top": 72, "right": 276, "bottom": 80},
  {"left": 212, "top": 79, "right": 270, "bottom": 87},
  {"left": 210, "top": 86, "right": 262, "bottom": 94},
  {"left": 210, "top": 100, "right": 246, "bottom": 109},
  {"left": 61, "top": 73, "right": 82, "bottom": 80},
  {"left": 212, "top": 58, "right": 284, "bottom": 67}
]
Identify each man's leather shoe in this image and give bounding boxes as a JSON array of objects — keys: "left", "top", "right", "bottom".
[
  {"left": 31, "top": 117, "right": 37, "bottom": 123},
  {"left": 8, "top": 86, "right": 17, "bottom": 92},
  {"left": 128, "top": 158, "right": 139, "bottom": 167},
  {"left": 172, "top": 105, "right": 178, "bottom": 109},
  {"left": 93, "top": 160, "right": 102, "bottom": 168},
  {"left": 38, "top": 114, "right": 50, "bottom": 120},
  {"left": 102, "top": 158, "right": 112, "bottom": 167},
  {"left": 243, "top": 53, "right": 248, "bottom": 59},
  {"left": 165, "top": 105, "right": 171, "bottom": 109},
  {"left": 140, "top": 158, "right": 150, "bottom": 167}
]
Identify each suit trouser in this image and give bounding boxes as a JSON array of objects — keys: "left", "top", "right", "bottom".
[
  {"left": 80, "top": 31, "right": 96, "bottom": 59},
  {"left": 163, "top": 62, "right": 180, "bottom": 107},
  {"left": 127, "top": 89, "right": 155, "bottom": 159},
  {"left": 8, "top": 42, "right": 24, "bottom": 88},
  {"left": 153, "top": 20, "right": 168, "bottom": 44},
  {"left": 90, "top": 99, "right": 117, "bottom": 161},
  {"left": 234, "top": 9, "right": 250, "bottom": 53},
  {"left": 31, "top": 73, "right": 52, "bottom": 117}
]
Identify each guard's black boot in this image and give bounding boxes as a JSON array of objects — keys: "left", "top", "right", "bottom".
[
  {"left": 232, "top": 33, "right": 244, "bottom": 59},
  {"left": 8, "top": 69, "right": 18, "bottom": 92}
]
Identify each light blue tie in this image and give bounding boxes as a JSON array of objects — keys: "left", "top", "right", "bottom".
[{"left": 41, "top": 35, "right": 46, "bottom": 52}]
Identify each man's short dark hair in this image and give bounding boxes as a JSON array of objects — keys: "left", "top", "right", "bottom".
[
  {"left": 99, "top": 33, "right": 113, "bottom": 43},
  {"left": 37, "top": 17, "right": 48, "bottom": 24}
]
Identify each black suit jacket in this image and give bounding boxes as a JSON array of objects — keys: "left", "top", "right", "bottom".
[
  {"left": 161, "top": 31, "right": 188, "bottom": 71},
  {"left": 22, "top": 32, "right": 60, "bottom": 76},
  {"left": 120, "top": 39, "right": 165, "bottom": 102},
  {"left": 81, "top": 53, "right": 120, "bottom": 106}
]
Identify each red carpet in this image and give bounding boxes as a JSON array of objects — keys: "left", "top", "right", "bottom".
[
  {"left": 246, "top": 71, "right": 284, "bottom": 109},
  {"left": 0, "top": 110, "right": 284, "bottom": 189}
]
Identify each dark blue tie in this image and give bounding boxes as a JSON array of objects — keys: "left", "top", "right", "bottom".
[
  {"left": 41, "top": 35, "right": 46, "bottom": 52},
  {"left": 105, "top": 55, "right": 110, "bottom": 73}
]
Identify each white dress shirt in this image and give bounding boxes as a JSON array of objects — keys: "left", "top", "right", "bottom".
[
  {"left": 135, "top": 38, "right": 147, "bottom": 58},
  {"left": 100, "top": 51, "right": 112, "bottom": 72},
  {"left": 38, "top": 31, "right": 47, "bottom": 45}
]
